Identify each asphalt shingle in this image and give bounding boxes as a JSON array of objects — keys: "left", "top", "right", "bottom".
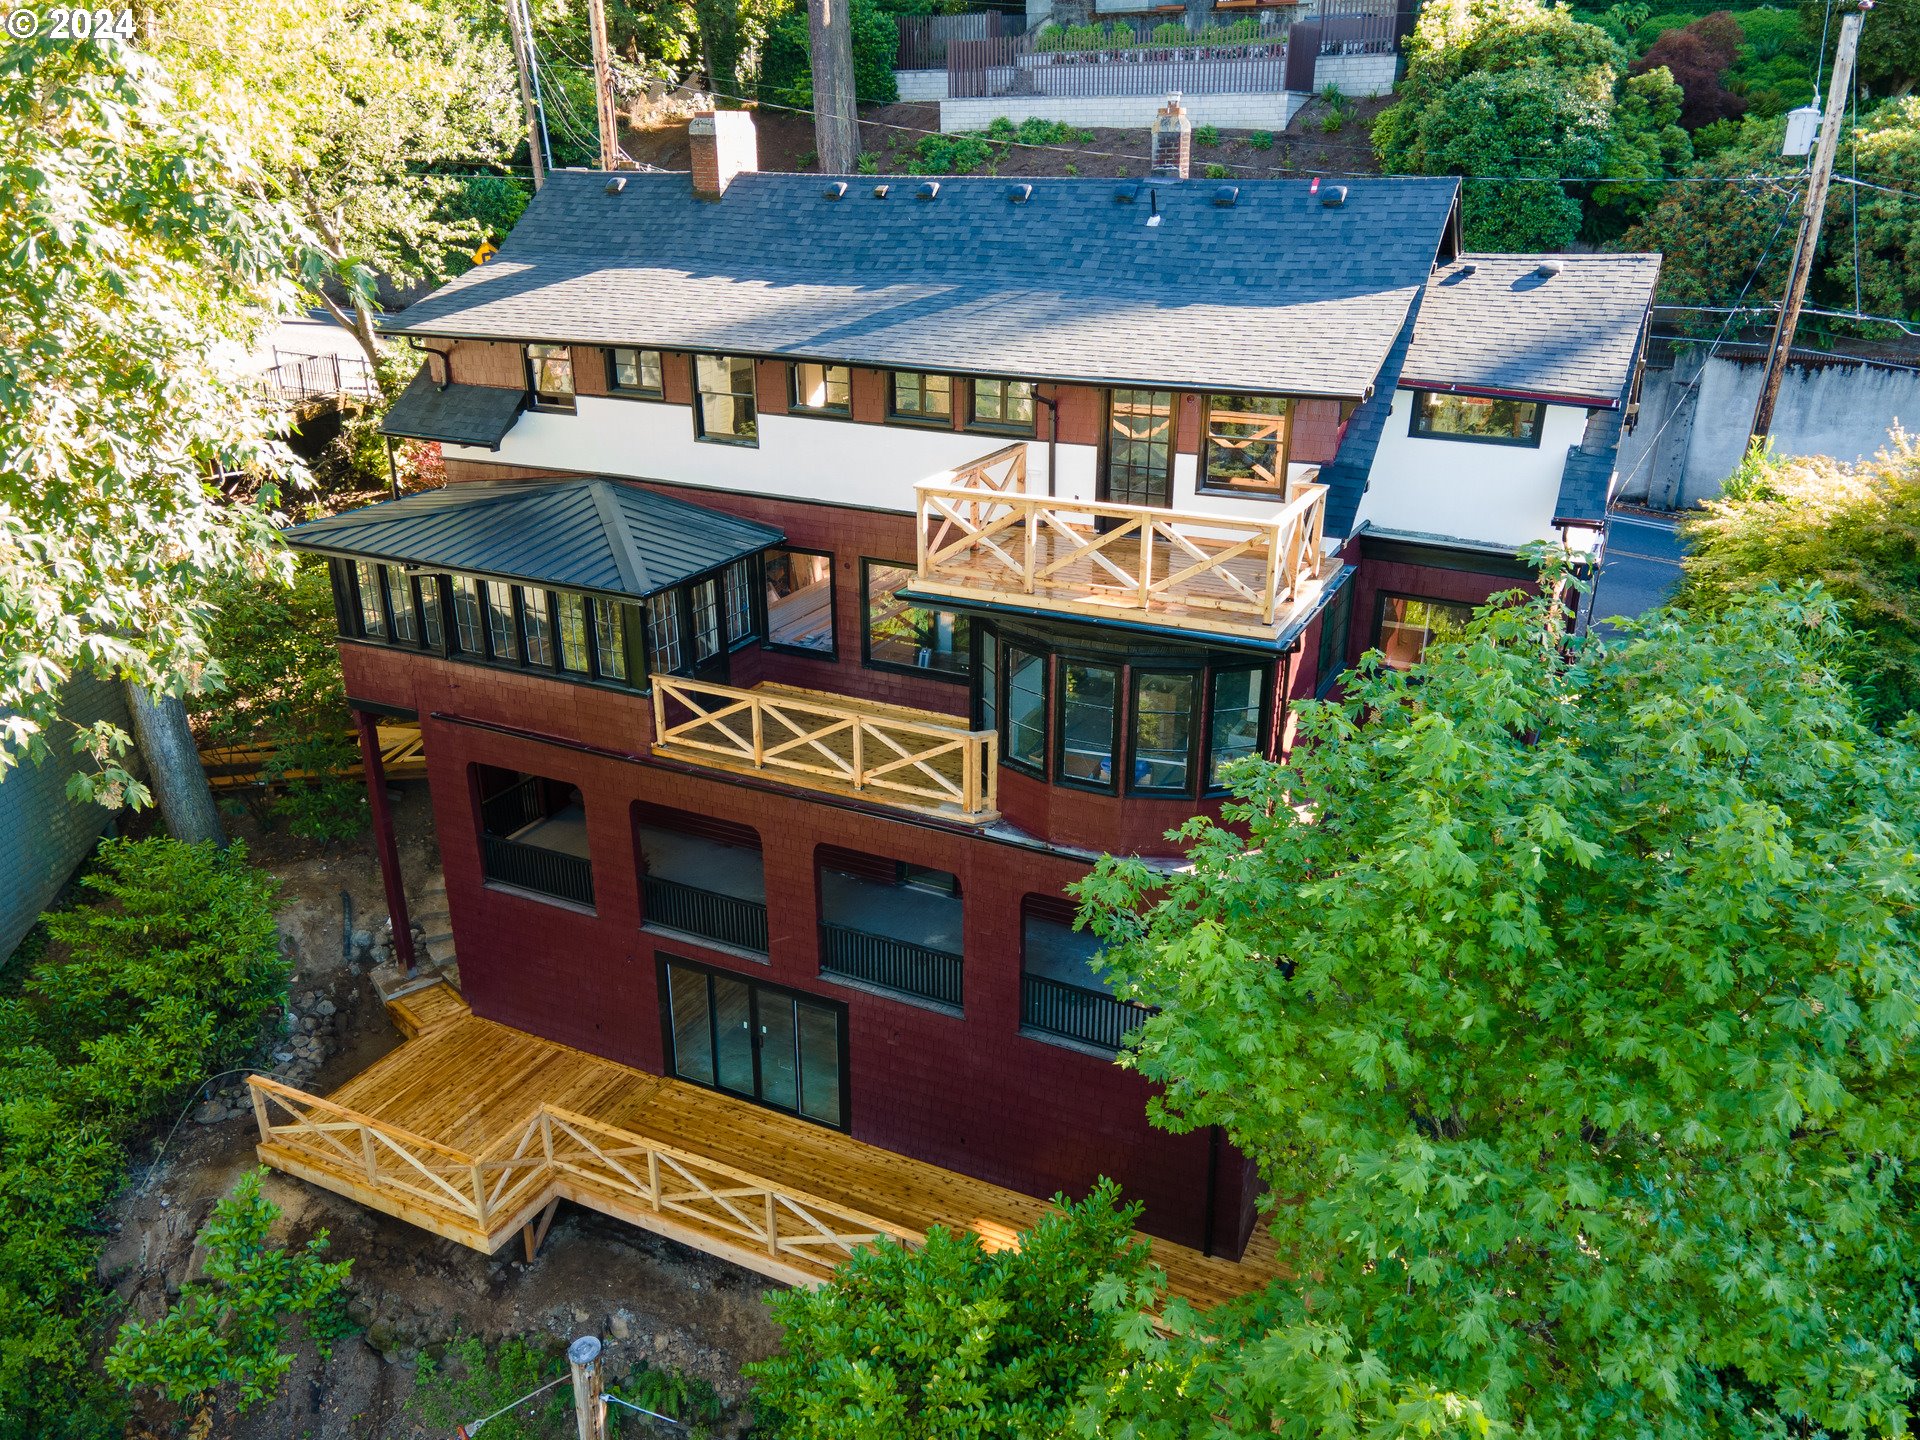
[
  {"left": 378, "top": 365, "right": 528, "bottom": 447},
  {"left": 387, "top": 170, "right": 1463, "bottom": 400}
]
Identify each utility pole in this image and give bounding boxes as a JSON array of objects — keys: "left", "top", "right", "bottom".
[
  {"left": 505, "top": 0, "right": 546, "bottom": 191},
  {"left": 807, "top": 0, "right": 858, "bottom": 173},
  {"left": 586, "top": 0, "right": 620, "bottom": 170},
  {"left": 568, "top": 1336, "right": 607, "bottom": 1440},
  {"left": 1749, "top": 6, "right": 1865, "bottom": 441}
]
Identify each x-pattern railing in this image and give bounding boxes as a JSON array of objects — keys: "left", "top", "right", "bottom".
[{"left": 650, "top": 676, "right": 997, "bottom": 816}]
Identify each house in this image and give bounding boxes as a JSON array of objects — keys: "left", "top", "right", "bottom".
[{"left": 251, "top": 105, "right": 1658, "bottom": 1292}]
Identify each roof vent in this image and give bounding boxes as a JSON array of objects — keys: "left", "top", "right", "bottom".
[
  {"left": 1320, "top": 184, "right": 1348, "bottom": 208},
  {"left": 1213, "top": 184, "right": 1238, "bottom": 208},
  {"left": 1534, "top": 259, "right": 1564, "bottom": 278},
  {"left": 604, "top": 176, "right": 627, "bottom": 195},
  {"left": 1459, "top": 262, "right": 1477, "bottom": 277},
  {"left": 917, "top": 180, "right": 940, "bottom": 201},
  {"left": 1008, "top": 182, "right": 1032, "bottom": 204},
  {"left": 872, "top": 184, "right": 889, "bottom": 199},
  {"left": 823, "top": 181, "right": 848, "bottom": 200},
  {"left": 1114, "top": 181, "right": 1140, "bottom": 204}
]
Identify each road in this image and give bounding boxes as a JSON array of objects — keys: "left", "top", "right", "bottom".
[{"left": 1587, "top": 511, "right": 1687, "bottom": 630}]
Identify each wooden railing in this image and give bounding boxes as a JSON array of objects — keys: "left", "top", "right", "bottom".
[
  {"left": 651, "top": 677, "right": 998, "bottom": 818},
  {"left": 249, "top": 1079, "right": 921, "bottom": 1275},
  {"left": 916, "top": 444, "right": 1328, "bottom": 632}
]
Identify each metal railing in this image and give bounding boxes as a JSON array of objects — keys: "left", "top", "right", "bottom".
[
  {"left": 263, "top": 349, "right": 378, "bottom": 404},
  {"left": 950, "top": 28, "right": 1289, "bottom": 98},
  {"left": 1021, "top": 973, "right": 1149, "bottom": 1050},
  {"left": 482, "top": 834, "right": 596, "bottom": 909},
  {"left": 821, "top": 923, "right": 964, "bottom": 1007},
  {"left": 644, "top": 874, "right": 770, "bottom": 953},
  {"left": 480, "top": 775, "right": 545, "bottom": 836},
  {"left": 895, "top": 11, "right": 1021, "bottom": 71}
]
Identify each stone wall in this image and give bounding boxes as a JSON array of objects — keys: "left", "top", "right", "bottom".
[{"left": 939, "top": 88, "right": 1309, "bottom": 132}]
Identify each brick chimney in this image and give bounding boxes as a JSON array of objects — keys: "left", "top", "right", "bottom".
[
  {"left": 1150, "top": 94, "right": 1191, "bottom": 180},
  {"left": 689, "top": 108, "right": 757, "bottom": 201}
]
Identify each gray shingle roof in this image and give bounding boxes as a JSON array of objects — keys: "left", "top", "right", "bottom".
[
  {"left": 1400, "top": 253, "right": 1661, "bottom": 406},
  {"left": 378, "top": 365, "right": 527, "bottom": 447},
  {"left": 387, "top": 170, "right": 1462, "bottom": 399},
  {"left": 1554, "top": 396, "right": 1629, "bottom": 526},
  {"left": 282, "top": 479, "right": 783, "bottom": 598}
]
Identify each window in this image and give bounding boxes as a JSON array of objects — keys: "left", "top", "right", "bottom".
[
  {"left": 691, "top": 577, "right": 722, "bottom": 663},
  {"left": 1376, "top": 594, "right": 1472, "bottom": 670},
  {"left": 451, "top": 576, "right": 485, "bottom": 653},
  {"left": 383, "top": 565, "right": 418, "bottom": 643},
  {"left": 485, "top": 581, "right": 518, "bottom": 660},
  {"left": 722, "top": 560, "right": 755, "bottom": 646},
  {"left": 1202, "top": 394, "right": 1292, "bottom": 495},
  {"left": 1208, "top": 668, "right": 1266, "bottom": 789},
  {"left": 1057, "top": 661, "right": 1120, "bottom": 790},
  {"left": 1006, "top": 646, "right": 1047, "bottom": 774},
  {"left": 1104, "top": 389, "right": 1174, "bottom": 508},
  {"left": 525, "top": 343, "right": 575, "bottom": 410},
  {"left": 607, "top": 346, "right": 663, "bottom": 397},
  {"left": 419, "top": 576, "right": 445, "bottom": 650},
  {"left": 1315, "top": 581, "right": 1354, "bottom": 696},
  {"left": 764, "top": 549, "right": 834, "bottom": 654},
  {"left": 662, "top": 958, "right": 846, "bottom": 1128},
  {"left": 591, "top": 598, "right": 628, "bottom": 681},
  {"left": 647, "top": 589, "right": 684, "bottom": 674},
  {"left": 890, "top": 371, "right": 951, "bottom": 423},
  {"left": 557, "top": 592, "right": 590, "bottom": 673},
  {"left": 353, "top": 560, "right": 386, "bottom": 638},
  {"left": 862, "top": 561, "right": 967, "bottom": 678},
  {"left": 790, "top": 362, "right": 850, "bottom": 415},
  {"left": 977, "top": 630, "right": 999, "bottom": 735},
  {"left": 1410, "top": 391, "right": 1544, "bottom": 446},
  {"left": 1130, "top": 671, "right": 1197, "bottom": 793},
  {"left": 971, "top": 378, "right": 1035, "bottom": 434},
  {"left": 520, "top": 588, "right": 554, "bottom": 666},
  {"left": 694, "top": 354, "right": 757, "bottom": 445}
]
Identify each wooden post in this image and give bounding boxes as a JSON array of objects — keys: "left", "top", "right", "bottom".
[
  {"left": 765, "top": 1190, "right": 780, "bottom": 1255},
  {"left": 1138, "top": 521, "right": 1153, "bottom": 610},
  {"left": 1750, "top": 8, "right": 1864, "bottom": 441},
  {"left": 568, "top": 1336, "right": 607, "bottom": 1440},
  {"left": 505, "top": 0, "right": 546, "bottom": 191},
  {"left": 1024, "top": 502, "right": 1039, "bottom": 592},
  {"left": 249, "top": 1081, "right": 271, "bottom": 1140},
  {"left": 587, "top": 0, "right": 619, "bottom": 170},
  {"left": 352, "top": 709, "right": 417, "bottom": 973}
]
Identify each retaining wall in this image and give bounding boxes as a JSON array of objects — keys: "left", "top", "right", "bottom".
[{"left": 939, "top": 88, "right": 1310, "bottom": 132}]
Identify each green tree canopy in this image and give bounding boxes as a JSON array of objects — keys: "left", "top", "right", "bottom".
[
  {"left": 1077, "top": 569, "right": 1920, "bottom": 1439},
  {"left": 0, "top": 33, "right": 306, "bottom": 801},
  {"left": 1802, "top": 0, "right": 1920, "bottom": 97}
]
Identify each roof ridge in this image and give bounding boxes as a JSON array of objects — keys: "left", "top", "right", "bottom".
[{"left": 586, "top": 478, "right": 650, "bottom": 593}]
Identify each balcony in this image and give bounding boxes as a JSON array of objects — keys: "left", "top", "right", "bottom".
[
  {"left": 818, "top": 858, "right": 965, "bottom": 1008},
  {"left": 480, "top": 774, "right": 596, "bottom": 909},
  {"left": 650, "top": 677, "right": 998, "bottom": 823},
  {"left": 913, "top": 444, "right": 1334, "bottom": 642},
  {"left": 637, "top": 815, "right": 770, "bottom": 954}
]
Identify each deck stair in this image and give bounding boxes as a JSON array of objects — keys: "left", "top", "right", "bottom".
[{"left": 250, "top": 982, "right": 1284, "bottom": 1303}]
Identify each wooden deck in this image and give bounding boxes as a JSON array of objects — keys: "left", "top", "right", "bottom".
[
  {"left": 651, "top": 678, "right": 997, "bottom": 824},
  {"left": 251, "top": 982, "right": 1284, "bottom": 1307}
]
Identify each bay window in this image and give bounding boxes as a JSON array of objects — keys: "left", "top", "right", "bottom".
[
  {"left": 1006, "top": 646, "right": 1048, "bottom": 774},
  {"left": 1208, "top": 668, "right": 1265, "bottom": 790},
  {"left": 1057, "top": 661, "right": 1120, "bottom": 790},
  {"left": 1130, "top": 671, "right": 1197, "bottom": 793}
]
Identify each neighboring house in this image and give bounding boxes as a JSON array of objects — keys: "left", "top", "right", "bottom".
[{"left": 259, "top": 107, "right": 1657, "bottom": 1276}]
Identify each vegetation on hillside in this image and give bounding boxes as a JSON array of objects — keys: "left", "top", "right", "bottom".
[{"left": 0, "top": 840, "right": 287, "bottom": 1440}]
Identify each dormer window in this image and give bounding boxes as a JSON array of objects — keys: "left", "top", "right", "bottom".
[
  {"left": 1411, "top": 391, "right": 1543, "bottom": 447},
  {"left": 525, "top": 343, "right": 575, "bottom": 411}
]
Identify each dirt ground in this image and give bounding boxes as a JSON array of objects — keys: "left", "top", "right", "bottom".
[
  {"left": 99, "top": 786, "right": 781, "bottom": 1438},
  {"left": 622, "top": 95, "right": 1386, "bottom": 180}
]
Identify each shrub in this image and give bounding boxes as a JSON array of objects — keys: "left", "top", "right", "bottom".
[
  {"left": 1248, "top": 129, "right": 1274, "bottom": 149},
  {"left": 1193, "top": 123, "right": 1221, "bottom": 146},
  {"left": 908, "top": 132, "right": 997, "bottom": 174},
  {"left": 0, "top": 839, "right": 286, "bottom": 1440},
  {"left": 1634, "top": 10, "right": 1746, "bottom": 127},
  {"left": 107, "top": 1169, "right": 352, "bottom": 1413},
  {"left": 1205, "top": 162, "right": 1232, "bottom": 178},
  {"left": 1151, "top": 20, "right": 1186, "bottom": 43}
]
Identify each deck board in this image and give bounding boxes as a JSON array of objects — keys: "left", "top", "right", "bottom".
[{"left": 277, "top": 982, "right": 1285, "bottom": 1309}]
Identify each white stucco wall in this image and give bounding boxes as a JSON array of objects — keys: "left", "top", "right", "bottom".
[
  {"left": 1352, "top": 390, "right": 1594, "bottom": 550},
  {"left": 939, "top": 90, "right": 1310, "bottom": 133}
]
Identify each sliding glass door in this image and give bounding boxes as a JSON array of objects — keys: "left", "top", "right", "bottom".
[{"left": 662, "top": 958, "right": 847, "bottom": 1128}]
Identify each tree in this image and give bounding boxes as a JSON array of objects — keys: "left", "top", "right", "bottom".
[
  {"left": 1679, "top": 435, "right": 1920, "bottom": 726},
  {"left": 1373, "top": 0, "right": 1692, "bottom": 249},
  {"left": 808, "top": 0, "right": 860, "bottom": 173},
  {"left": 1634, "top": 11, "right": 1746, "bottom": 129},
  {"left": 1801, "top": 0, "right": 1919, "bottom": 98},
  {"left": 744, "top": 1181, "right": 1162, "bottom": 1438},
  {"left": 107, "top": 1169, "right": 352, "bottom": 1414},
  {"left": 1, "top": 33, "right": 307, "bottom": 817},
  {"left": 155, "top": 0, "right": 522, "bottom": 368},
  {"left": 1829, "top": 97, "right": 1920, "bottom": 335},
  {"left": 1076, "top": 565, "right": 1920, "bottom": 1439},
  {"left": 761, "top": 0, "right": 898, "bottom": 113}
]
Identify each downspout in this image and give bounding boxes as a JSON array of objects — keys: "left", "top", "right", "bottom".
[{"left": 1036, "top": 387, "right": 1061, "bottom": 497}]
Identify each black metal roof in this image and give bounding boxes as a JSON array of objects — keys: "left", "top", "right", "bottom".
[
  {"left": 384, "top": 169, "right": 1463, "bottom": 400},
  {"left": 379, "top": 365, "right": 526, "bottom": 448},
  {"left": 282, "top": 479, "right": 784, "bottom": 598}
]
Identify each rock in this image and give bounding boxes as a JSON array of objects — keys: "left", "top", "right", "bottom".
[
  {"left": 316, "top": 998, "right": 337, "bottom": 1018},
  {"left": 609, "top": 1308, "right": 635, "bottom": 1341},
  {"left": 272, "top": 1050, "right": 295, "bottom": 1063},
  {"left": 346, "top": 1296, "right": 377, "bottom": 1327},
  {"left": 192, "top": 1100, "right": 226, "bottom": 1125},
  {"left": 571, "top": 1306, "right": 590, "bottom": 1326},
  {"left": 352, "top": 929, "right": 374, "bottom": 952}
]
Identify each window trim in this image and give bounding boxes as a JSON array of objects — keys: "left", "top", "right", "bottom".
[
  {"left": 1407, "top": 389, "right": 1546, "bottom": 448},
  {"left": 762, "top": 546, "right": 838, "bottom": 660},
  {"left": 965, "top": 377, "right": 1038, "bottom": 437},
  {"left": 1196, "top": 392, "right": 1295, "bottom": 500},
  {"left": 1203, "top": 663, "right": 1271, "bottom": 796},
  {"left": 888, "top": 370, "right": 954, "bottom": 427},
  {"left": 692, "top": 352, "right": 760, "bottom": 447},
  {"left": 1052, "top": 655, "right": 1121, "bottom": 795},
  {"left": 524, "top": 342, "right": 577, "bottom": 413},
  {"left": 1125, "top": 666, "right": 1203, "bottom": 797},
  {"left": 787, "top": 361, "right": 853, "bottom": 418},
  {"left": 858, "top": 558, "right": 969, "bottom": 685},
  {"left": 603, "top": 345, "right": 666, "bottom": 401}
]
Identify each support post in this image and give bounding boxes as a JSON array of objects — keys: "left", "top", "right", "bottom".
[
  {"left": 587, "top": 0, "right": 619, "bottom": 170},
  {"left": 568, "top": 1336, "right": 607, "bottom": 1440},
  {"left": 505, "top": 0, "right": 547, "bottom": 191},
  {"left": 352, "top": 709, "right": 416, "bottom": 974},
  {"left": 1750, "top": 8, "right": 1865, "bottom": 441}
]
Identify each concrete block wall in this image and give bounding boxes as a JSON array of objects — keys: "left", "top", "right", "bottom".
[
  {"left": 1313, "top": 51, "right": 1398, "bottom": 96},
  {"left": 939, "top": 89, "right": 1309, "bottom": 133},
  {"left": 896, "top": 68, "right": 950, "bottom": 101}
]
